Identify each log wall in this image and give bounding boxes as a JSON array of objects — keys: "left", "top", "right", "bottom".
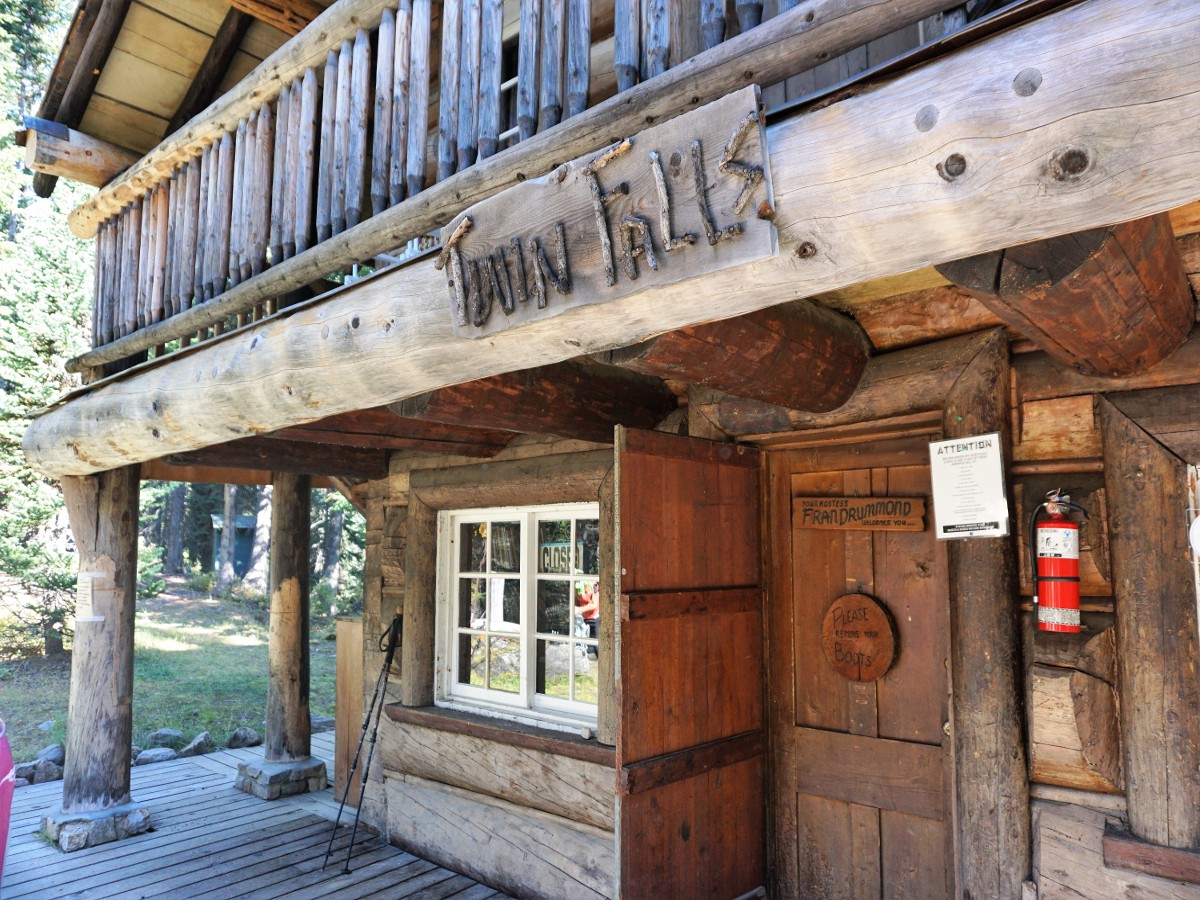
[{"left": 356, "top": 435, "right": 619, "bottom": 898}]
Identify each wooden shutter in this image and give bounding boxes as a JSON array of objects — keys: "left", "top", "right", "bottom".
[{"left": 614, "top": 428, "right": 764, "bottom": 899}]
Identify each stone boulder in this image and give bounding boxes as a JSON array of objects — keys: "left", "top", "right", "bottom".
[
  {"left": 178, "top": 732, "right": 215, "bottom": 758},
  {"left": 31, "top": 758, "right": 63, "bottom": 784},
  {"left": 310, "top": 715, "right": 336, "bottom": 734},
  {"left": 226, "top": 727, "right": 262, "bottom": 749},
  {"left": 134, "top": 747, "right": 178, "bottom": 766},
  {"left": 147, "top": 728, "right": 186, "bottom": 750},
  {"left": 36, "top": 743, "right": 65, "bottom": 766},
  {"left": 14, "top": 761, "right": 35, "bottom": 781},
  {"left": 14, "top": 777, "right": 29, "bottom": 788}
]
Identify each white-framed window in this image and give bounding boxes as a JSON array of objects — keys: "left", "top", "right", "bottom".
[{"left": 436, "top": 503, "right": 601, "bottom": 727}]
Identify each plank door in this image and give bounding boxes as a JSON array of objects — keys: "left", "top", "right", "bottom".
[
  {"left": 615, "top": 428, "right": 765, "bottom": 899},
  {"left": 768, "top": 452, "right": 954, "bottom": 899}
]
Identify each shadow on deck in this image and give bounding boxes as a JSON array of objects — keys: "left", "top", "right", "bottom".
[{"left": 2, "top": 732, "right": 508, "bottom": 899}]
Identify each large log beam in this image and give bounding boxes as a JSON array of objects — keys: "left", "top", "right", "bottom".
[
  {"left": 943, "top": 329, "right": 1030, "bottom": 899},
  {"left": 391, "top": 362, "right": 677, "bottom": 444},
  {"left": 164, "top": 437, "right": 388, "bottom": 479},
  {"left": 1098, "top": 396, "right": 1200, "bottom": 849},
  {"left": 1096, "top": 386, "right": 1200, "bottom": 464},
  {"left": 692, "top": 330, "right": 996, "bottom": 436},
  {"left": 25, "top": 0, "right": 1200, "bottom": 477},
  {"left": 273, "top": 406, "right": 515, "bottom": 457},
  {"left": 937, "top": 214, "right": 1193, "bottom": 376},
  {"left": 31, "top": 0, "right": 132, "bottom": 198},
  {"left": 602, "top": 301, "right": 869, "bottom": 413},
  {"left": 21, "top": 118, "right": 140, "bottom": 188}
]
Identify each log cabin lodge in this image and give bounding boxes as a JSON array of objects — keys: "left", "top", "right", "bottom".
[{"left": 15, "top": 0, "right": 1200, "bottom": 895}]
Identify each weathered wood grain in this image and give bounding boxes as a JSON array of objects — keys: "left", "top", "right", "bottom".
[
  {"left": 59, "top": 466, "right": 141, "bottom": 812},
  {"left": 1029, "top": 664, "right": 1122, "bottom": 794},
  {"left": 405, "top": 0, "right": 431, "bottom": 198},
  {"left": 22, "top": 119, "right": 140, "bottom": 188},
  {"left": 388, "top": 1, "right": 411, "bottom": 207},
  {"left": 371, "top": 8, "right": 395, "bottom": 218},
  {"left": 605, "top": 301, "right": 867, "bottom": 413},
  {"left": 315, "top": 50, "right": 337, "bottom": 243},
  {"left": 345, "top": 29, "right": 371, "bottom": 229},
  {"left": 937, "top": 214, "right": 1193, "bottom": 377},
  {"left": 457, "top": 0, "right": 481, "bottom": 171},
  {"left": 379, "top": 719, "right": 615, "bottom": 829},
  {"left": 265, "top": 471, "right": 313, "bottom": 763},
  {"left": 33, "top": 0, "right": 1200, "bottom": 473},
  {"left": 1099, "top": 397, "right": 1200, "bottom": 848},
  {"left": 293, "top": 69, "right": 318, "bottom": 254},
  {"left": 385, "top": 774, "right": 615, "bottom": 899},
  {"left": 1033, "top": 801, "right": 1199, "bottom": 900},
  {"left": 477, "top": 0, "right": 503, "bottom": 159},
  {"left": 944, "top": 329, "right": 1029, "bottom": 900},
  {"left": 436, "top": 0, "right": 462, "bottom": 181}
]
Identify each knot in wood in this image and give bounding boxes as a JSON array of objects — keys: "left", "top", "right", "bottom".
[
  {"left": 937, "top": 153, "right": 967, "bottom": 181},
  {"left": 795, "top": 241, "right": 818, "bottom": 259},
  {"left": 1050, "top": 147, "right": 1090, "bottom": 181}
]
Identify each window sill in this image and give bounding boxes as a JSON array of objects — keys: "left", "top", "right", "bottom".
[{"left": 384, "top": 703, "right": 616, "bottom": 768}]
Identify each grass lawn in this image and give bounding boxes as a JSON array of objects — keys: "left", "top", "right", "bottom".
[{"left": 0, "top": 578, "right": 337, "bottom": 764}]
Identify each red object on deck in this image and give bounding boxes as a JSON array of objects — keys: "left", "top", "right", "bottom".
[{"left": 0, "top": 718, "right": 13, "bottom": 883}]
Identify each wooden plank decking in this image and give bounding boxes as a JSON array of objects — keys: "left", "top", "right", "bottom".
[{"left": 2, "top": 731, "right": 508, "bottom": 899}]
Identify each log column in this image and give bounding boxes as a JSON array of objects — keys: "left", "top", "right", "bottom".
[
  {"left": 235, "top": 471, "right": 327, "bottom": 799},
  {"left": 43, "top": 466, "right": 151, "bottom": 852},
  {"left": 942, "top": 329, "right": 1030, "bottom": 899},
  {"left": 1098, "top": 397, "right": 1200, "bottom": 849}
]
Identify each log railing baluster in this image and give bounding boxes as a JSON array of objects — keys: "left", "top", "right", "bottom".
[
  {"left": 346, "top": 30, "right": 371, "bottom": 229},
  {"left": 458, "top": 0, "right": 481, "bottom": 170},
  {"left": 389, "top": 0, "right": 412, "bottom": 207},
  {"left": 407, "top": 0, "right": 431, "bottom": 197},
  {"left": 566, "top": 0, "right": 590, "bottom": 117},
  {"left": 437, "top": 0, "right": 461, "bottom": 181},
  {"left": 316, "top": 50, "right": 337, "bottom": 243},
  {"left": 540, "top": 0, "right": 565, "bottom": 129},
  {"left": 372, "top": 8, "right": 396, "bottom": 217},
  {"left": 282, "top": 79, "right": 302, "bottom": 258},
  {"left": 295, "top": 69, "right": 319, "bottom": 255},
  {"left": 517, "top": 0, "right": 541, "bottom": 140},
  {"left": 478, "top": 0, "right": 502, "bottom": 159},
  {"left": 331, "top": 39, "right": 352, "bottom": 235}
]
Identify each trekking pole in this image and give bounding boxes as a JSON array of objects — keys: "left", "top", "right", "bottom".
[{"left": 322, "top": 611, "right": 402, "bottom": 872}]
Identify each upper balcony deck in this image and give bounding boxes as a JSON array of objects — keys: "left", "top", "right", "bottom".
[{"left": 42, "top": 0, "right": 971, "bottom": 378}]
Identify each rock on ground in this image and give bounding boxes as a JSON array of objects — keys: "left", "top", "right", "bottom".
[
  {"left": 178, "top": 732, "right": 215, "bottom": 758},
  {"left": 226, "top": 727, "right": 262, "bottom": 749},
  {"left": 32, "top": 758, "right": 63, "bottom": 784},
  {"left": 134, "top": 747, "right": 178, "bottom": 765},
  {"left": 147, "top": 728, "right": 186, "bottom": 750},
  {"left": 310, "top": 715, "right": 335, "bottom": 733},
  {"left": 36, "top": 743, "right": 65, "bottom": 766}
]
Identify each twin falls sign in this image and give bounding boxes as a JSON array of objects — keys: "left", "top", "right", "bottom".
[{"left": 436, "top": 86, "right": 777, "bottom": 337}]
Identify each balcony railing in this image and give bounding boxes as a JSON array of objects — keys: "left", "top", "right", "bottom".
[{"left": 71, "top": 0, "right": 966, "bottom": 375}]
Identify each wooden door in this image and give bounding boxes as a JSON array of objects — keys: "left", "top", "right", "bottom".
[
  {"left": 615, "top": 428, "right": 765, "bottom": 899},
  {"left": 768, "top": 446, "right": 954, "bottom": 899}
]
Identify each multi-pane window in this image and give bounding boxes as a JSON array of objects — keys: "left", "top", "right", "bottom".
[{"left": 439, "top": 504, "right": 601, "bottom": 724}]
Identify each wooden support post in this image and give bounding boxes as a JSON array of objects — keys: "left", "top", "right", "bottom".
[
  {"left": 936, "top": 214, "right": 1193, "bottom": 377},
  {"left": 399, "top": 495, "right": 437, "bottom": 707},
  {"left": 265, "top": 471, "right": 312, "bottom": 763},
  {"left": 1098, "top": 396, "right": 1200, "bottom": 849},
  {"left": 942, "top": 329, "right": 1030, "bottom": 899},
  {"left": 45, "top": 466, "right": 150, "bottom": 851}
]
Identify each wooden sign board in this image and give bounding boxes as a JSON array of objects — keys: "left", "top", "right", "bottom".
[
  {"left": 794, "top": 496, "right": 926, "bottom": 531},
  {"left": 438, "top": 86, "right": 777, "bottom": 337},
  {"left": 821, "top": 593, "right": 897, "bottom": 683}
]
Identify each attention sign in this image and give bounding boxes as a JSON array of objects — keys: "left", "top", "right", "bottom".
[{"left": 793, "top": 496, "right": 926, "bottom": 531}]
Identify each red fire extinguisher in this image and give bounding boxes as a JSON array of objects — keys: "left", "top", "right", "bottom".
[{"left": 1029, "top": 489, "right": 1089, "bottom": 633}]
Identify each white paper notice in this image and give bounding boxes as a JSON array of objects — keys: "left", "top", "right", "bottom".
[
  {"left": 75, "top": 572, "right": 106, "bottom": 623},
  {"left": 929, "top": 432, "right": 1010, "bottom": 539}
]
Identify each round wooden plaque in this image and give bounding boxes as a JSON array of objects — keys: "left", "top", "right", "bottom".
[{"left": 820, "top": 593, "right": 897, "bottom": 682}]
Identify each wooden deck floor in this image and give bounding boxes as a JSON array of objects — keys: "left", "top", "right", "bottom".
[{"left": 2, "top": 731, "right": 508, "bottom": 899}]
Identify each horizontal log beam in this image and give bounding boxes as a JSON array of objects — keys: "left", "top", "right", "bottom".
[
  {"left": 937, "top": 214, "right": 1193, "bottom": 376},
  {"left": 273, "top": 406, "right": 515, "bottom": 456},
  {"left": 164, "top": 437, "right": 388, "bottom": 479},
  {"left": 26, "top": 0, "right": 1200, "bottom": 476},
  {"left": 21, "top": 118, "right": 140, "bottom": 188},
  {"left": 1103, "top": 385, "right": 1200, "bottom": 464},
  {"left": 392, "top": 362, "right": 676, "bottom": 444},
  {"left": 139, "top": 458, "right": 335, "bottom": 488},
  {"left": 603, "top": 301, "right": 869, "bottom": 413}
]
